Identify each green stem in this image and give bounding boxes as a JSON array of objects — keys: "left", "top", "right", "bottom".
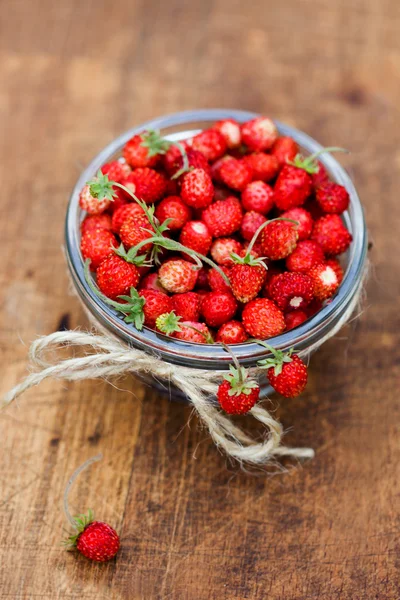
[
  {"left": 171, "top": 141, "right": 190, "bottom": 179},
  {"left": 221, "top": 342, "right": 244, "bottom": 383},
  {"left": 63, "top": 454, "right": 102, "bottom": 529},
  {"left": 245, "top": 217, "right": 300, "bottom": 257},
  {"left": 303, "top": 146, "right": 349, "bottom": 166}
]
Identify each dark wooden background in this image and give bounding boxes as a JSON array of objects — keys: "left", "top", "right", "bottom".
[{"left": 1, "top": 0, "right": 399, "bottom": 598}]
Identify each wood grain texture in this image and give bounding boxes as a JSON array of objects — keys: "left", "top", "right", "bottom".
[{"left": 0, "top": 0, "right": 399, "bottom": 598}]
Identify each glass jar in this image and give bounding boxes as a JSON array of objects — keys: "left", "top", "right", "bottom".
[{"left": 65, "top": 109, "right": 367, "bottom": 400}]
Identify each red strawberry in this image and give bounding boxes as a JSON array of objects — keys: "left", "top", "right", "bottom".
[
  {"left": 241, "top": 180, "right": 275, "bottom": 215},
  {"left": 217, "top": 371, "right": 259, "bottom": 415},
  {"left": 242, "top": 153, "right": 279, "bottom": 182},
  {"left": 81, "top": 214, "right": 112, "bottom": 235},
  {"left": 214, "top": 119, "right": 241, "bottom": 148},
  {"left": 123, "top": 130, "right": 170, "bottom": 169},
  {"left": 202, "top": 196, "right": 243, "bottom": 237},
  {"left": 240, "top": 211, "right": 267, "bottom": 242},
  {"left": 195, "top": 267, "right": 210, "bottom": 290},
  {"left": 311, "top": 162, "right": 330, "bottom": 188},
  {"left": 108, "top": 187, "right": 128, "bottom": 212},
  {"left": 286, "top": 240, "right": 325, "bottom": 273},
  {"left": 75, "top": 521, "right": 120, "bottom": 562},
  {"left": 155, "top": 196, "right": 192, "bottom": 231},
  {"left": 216, "top": 320, "right": 248, "bottom": 344},
  {"left": 101, "top": 160, "right": 130, "bottom": 182},
  {"left": 210, "top": 238, "right": 243, "bottom": 265},
  {"left": 162, "top": 141, "right": 190, "bottom": 175},
  {"left": 261, "top": 264, "right": 283, "bottom": 298},
  {"left": 285, "top": 310, "right": 308, "bottom": 330},
  {"left": 311, "top": 214, "right": 352, "bottom": 255},
  {"left": 80, "top": 229, "right": 117, "bottom": 270},
  {"left": 230, "top": 263, "right": 267, "bottom": 303},
  {"left": 179, "top": 220, "right": 212, "bottom": 257},
  {"left": 316, "top": 182, "right": 350, "bottom": 214},
  {"left": 269, "top": 272, "right": 314, "bottom": 311},
  {"left": 241, "top": 117, "right": 278, "bottom": 151},
  {"left": 96, "top": 255, "right": 140, "bottom": 300},
  {"left": 175, "top": 321, "right": 213, "bottom": 344},
  {"left": 79, "top": 184, "right": 111, "bottom": 215},
  {"left": 138, "top": 271, "right": 167, "bottom": 293},
  {"left": 181, "top": 168, "right": 214, "bottom": 209},
  {"left": 207, "top": 266, "right": 232, "bottom": 292},
  {"left": 306, "top": 298, "right": 324, "bottom": 317},
  {"left": 171, "top": 292, "right": 201, "bottom": 322},
  {"left": 111, "top": 203, "right": 145, "bottom": 234},
  {"left": 124, "top": 168, "right": 167, "bottom": 204},
  {"left": 274, "top": 164, "right": 313, "bottom": 210},
  {"left": 280, "top": 207, "right": 313, "bottom": 241},
  {"left": 201, "top": 291, "right": 238, "bottom": 327},
  {"left": 210, "top": 156, "right": 235, "bottom": 183},
  {"left": 119, "top": 214, "right": 154, "bottom": 252},
  {"left": 191, "top": 128, "right": 227, "bottom": 161},
  {"left": 242, "top": 298, "right": 285, "bottom": 339},
  {"left": 270, "top": 136, "right": 299, "bottom": 167},
  {"left": 325, "top": 258, "right": 344, "bottom": 284},
  {"left": 139, "top": 289, "right": 173, "bottom": 328},
  {"left": 219, "top": 158, "right": 253, "bottom": 191},
  {"left": 261, "top": 220, "right": 298, "bottom": 260},
  {"left": 158, "top": 259, "right": 198, "bottom": 293},
  {"left": 307, "top": 262, "right": 340, "bottom": 300},
  {"left": 164, "top": 147, "right": 211, "bottom": 179},
  {"left": 261, "top": 351, "right": 308, "bottom": 398}
]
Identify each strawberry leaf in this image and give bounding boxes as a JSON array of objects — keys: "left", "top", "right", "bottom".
[{"left": 87, "top": 170, "right": 118, "bottom": 202}]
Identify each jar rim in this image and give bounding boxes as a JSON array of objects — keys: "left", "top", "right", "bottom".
[{"left": 65, "top": 109, "right": 367, "bottom": 369}]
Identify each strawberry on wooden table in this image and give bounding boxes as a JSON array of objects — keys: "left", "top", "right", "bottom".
[{"left": 257, "top": 344, "right": 308, "bottom": 398}]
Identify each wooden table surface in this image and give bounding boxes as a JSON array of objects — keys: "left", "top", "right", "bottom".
[{"left": 1, "top": 0, "right": 399, "bottom": 598}]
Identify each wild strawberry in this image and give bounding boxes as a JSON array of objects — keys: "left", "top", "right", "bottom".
[
  {"left": 181, "top": 168, "right": 214, "bottom": 209},
  {"left": 274, "top": 164, "right": 312, "bottom": 210},
  {"left": 101, "top": 160, "right": 130, "bottom": 182},
  {"left": 195, "top": 267, "right": 210, "bottom": 290},
  {"left": 80, "top": 229, "right": 117, "bottom": 270},
  {"left": 138, "top": 271, "right": 167, "bottom": 293},
  {"left": 219, "top": 158, "right": 253, "bottom": 191},
  {"left": 258, "top": 348, "right": 308, "bottom": 397},
  {"left": 311, "top": 214, "right": 352, "bottom": 255},
  {"left": 270, "top": 136, "right": 299, "bottom": 167},
  {"left": 269, "top": 272, "right": 314, "bottom": 311},
  {"left": 280, "top": 207, "right": 313, "bottom": 241},
  {"left": 179, "top": 220, "right": 212, "bottom": 257},
  {"left": 171, "top": 292, "right": 201, "bottom": 322},
  {"left": 96, "top": 255, "right": 140, "bottom": 300},
  {"left": 217, "top": 368, "right": 259, "bottom": 415},
  {"left": 79, "top": 184, "right": 111, "bottom": 215},
  {"left": 285, "top": 310, "right": 308, "bottom": 331},
  {"left": 81, "top": 214, "right": 112, "bottom": 235},
  {"left": 307, "top": 262, "right": 340, "bottom": 300},
  {"left": 210, "top": 238, "right": 243, "bottom": 265},
  {"left": 155, "top": 196, "right": 192, "bottom": 231},
  {"left": 139, "top": 289, "right": 173, "bottom": 328},
  {"left": 123, "top": 130, "right": 170, "bottom": 169},
  {"left": 241, "top": 180, "right": 275, "bottom": 215},
  {"left": 214, "top": 119, "right": 241, "bottom": 148},
  {"left": 158, "top": 259, "right": 198, "bottom": 293},
  {"left": 165, "top": 147, "right": 211, "bottom": 179},
  {"left": 201, "top": 291, "right": 238, "bottom": 327},
  {"left": 109, "top": 187, "right": 129, "bottom": 212},
  {"left": 207, "top": 266, "right": 231, "bottom": 292},
  {"left": 286, "top": 240, "right": 325, "bottom": 273},
  {"left": 316, "top": 182, "right": 350, "bottom": 214},
  {"left": 240, "top": 211, "right": 267, "bottom": 242},
  {"left": 230, "top": 263, "right": 267, "bottom": 303},
  {"left": 216, "top": 320, "right": 248, "bottom": 344},
  {"left": 175, "top": 321, "right": 213, "bottom": 344},
  {"left": 261, "top": 264, "right": 283, "bottom": 298},
  {"left": 311, "top": 162, "right": 329, "bottom": 188},
  {"left": 162, "top": 141, "right": 190, "bottom": 175},
  {"left": 210, "top": 156, "right": 235, "bottom": 183},
  {"left": 261, "top": 220, "right": 298, "bottom": 260},
  {"left": 325, "top": 258, "right": 344, "bottom": 284},
  {"left": 241, "top": 117, "right": 278, "bottom": 151},
  {"left": 202, "top": 196, "right": 243, "bottom": 237},
  {"left": 191, "top": 129, "right": 227, "bottom": 161},
  {"left": 119, "top": 214, "right": 154, "bottom": 252},
  {"left": 242, "top": 298, "right": 285, "bottom": 339},
  {"left": 75, "top": 521, "right": 120, "bottom": 562},
  {"left": 242, "top": 153, "right": 279, "bottom": 182},
  {"left": 124, "top": 168, "right": 167, "bottom": 204},
  {"left": 111, "top": 203, "right": 145, "bottom": 234}
]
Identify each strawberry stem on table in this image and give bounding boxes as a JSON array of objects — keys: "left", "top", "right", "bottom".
[{"left": 63, "top": 454, "right": 102, "bottom": 536}]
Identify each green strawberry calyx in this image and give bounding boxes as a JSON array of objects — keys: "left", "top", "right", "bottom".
[
  {"left": 221, "top": 343, "right": 258, "bottom": 396},
  {"left": 84, "top": 259, "right": 146, "bottom": 329},
  {"left": 140, "top": 129, "right": 172, "bottom": 158},
  {"left": 156, "top": 311, "right": 182, "bottom": 335},
  {"left": 62, "top": 509, "right": 94, "bottom": 548},
  {"left": 289, "top": 147, "right": 349, "bottom": 175},
  {"left": 87, "top": 170, "right": 118, "bottom": 202},
  {"left": 256, "top": 341, "right": 294, "bottom": 376}
]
